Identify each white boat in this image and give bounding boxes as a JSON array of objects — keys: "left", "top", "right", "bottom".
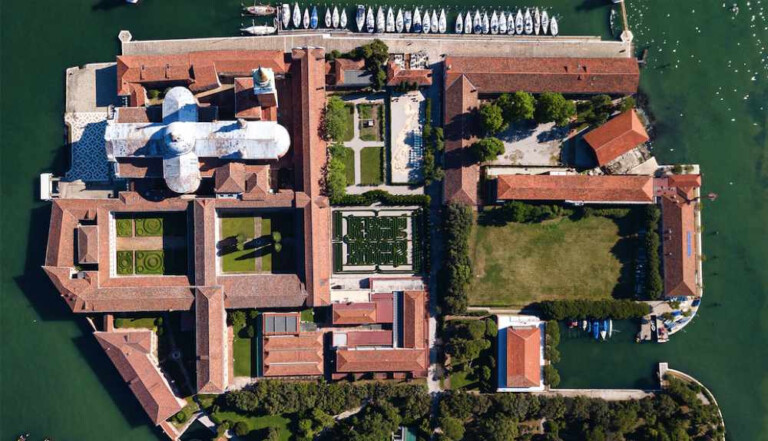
[
  {"left": 325, "top": 7, "right": 332, "bottom": 28},
  {"left": 241, "top": 24, "right": 277, "bottom": 35},
  {"left": 332, "top": 6, "right": 340, "bottom": 28},
  {"left": 473, "top": 10, "right": 482, "bottom": 34},
  {"left": 541, "top": 10, "right": 549, "bottom": 35},
  {"left": 581, "top": 320, "right": 588, "bottom": 331},
  {"left": 533, "top": 8, "right": 541, "bottom": 35},
  {"left": 413, "top": 8, "right": 422, "bottom": 32},
  {"left": 245, "top": 4, "right": 277, "bottom": 16},
  {"left": 608, "top": 320, "right": 613, "bottom": 338},
  {"left": 439, "top": 9, "right": 446, "bottom": 33},
  {"left": 499, "top": 11, "right": 507, "bottom": 34},
  {"left": 515, "top": 10, "right": 523, "bottom": 34},
  {"left": 292, "top": 2, "right": 301, "bottom": 28},
  {"left": 463, "top": 11, "right": 471, "bottom": 34},
  {"left": 600, "top": 328, "right": 607, "bottom": 340},
  {"left": 386, "top": 7, "right": 394, "bottom": 32},
  {"left": 376, "top": 7, "right": 385, "bottom": 33},
  {"left": 340, "top": 8, "right": 347, "bottom": 28},
  {"left": 396, "top": 9, "right": 404, "bottom": 33},
  {"left": 524, "top": 9, "right": 533, "bottom": 34},
  {"left": 404, "top": 10, "right": 412, "bottom": 32},
  {"left": 550, "top": 16, "right": 558, "bottom": 36},
  {"left": 303, "top": 7, "right": 310, "bottom": 29},
  {"left": 281, "top": 4, "right": 291, "bottom": 28},
  {"left": 366, "top": 7, "right": 375, "bottom": 32},
  {"left": 455, "top": 12, "right": 463, "bottom": 33},
  {"left": 490, "top": 11, "right": 498, "bottom": 34},
  {"left": 422, "top": 9, "right": 430, "bottom": 33},
  {"left": 507, "top": 11, "right": 515, "bottom": 34},
  {"left": 430, "top": 10, "right": 438, "bottom": 33},
  {"left": 482, "top": 11, "right": 489, "bottom": 34}
]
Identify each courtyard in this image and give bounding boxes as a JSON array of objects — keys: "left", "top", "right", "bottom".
[
  {"left": 492, "top": 121, "right": 570, "bottom": 167},
  {"left": 114, "top": 212, "right": 188, "bottom": 276},
  {"left": 339, "top": 94, "right": 387, "bottom": 187},
  {"left": 468, "top": 208, "right": 638, "bottom": 308},
  {"left": 217, "top": 211, "right": 295, "bottom": 274}
]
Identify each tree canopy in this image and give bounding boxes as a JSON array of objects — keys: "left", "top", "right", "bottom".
[
  {"left": 535, "top": 92, "right": 576, "bottom": 126},
  {"left": 323, "top": 96, "right": 349, "bottom": 142},
  {"left": 471, "top": 137, "right": 505, "bottom": 163},
  {"left": 497, "top": 91, "right": 536, "bottom": 122},
  {"left": 478, "top": 103, "right": 508, "bottom": 135}
]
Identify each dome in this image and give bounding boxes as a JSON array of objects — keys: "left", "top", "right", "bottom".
[
  {"left": 162, "top": 87, "right": 198, "bottom": 123},
  {"left": 163, "top": 122, "right": 196, "bottom": 156}
]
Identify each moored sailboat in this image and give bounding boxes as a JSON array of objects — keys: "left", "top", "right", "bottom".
[
  {"left": 396, "top": 8, "right": 404, "bottom": 33},
  {"left": 376, "top": 6, "right": 385, "bottom": 33},
  {"left": 413, "top": 7, "right": 422, "bottom": 32},
  {"left": 499, "top": 11, "right": 507, "bottom": 34},
  {"left": 430, "top": 10, "right": 438, "bottom": 33},
  {"left": 292, "top": 2, "right": 301, "bottom": 28},
  {"left": 282, "top": 3, "right": 291, "bottom": 28},
  {"left": 473, "top": 10, "right": 482, "bottom": 34},
  {"left": 325, "top": 7, "right": 332, "bottom": 28},
  {"left": 340, "top": 8, "right": 347, "bottom": 28},
  {"left": 482, "top": 11, "right": 489, "bottom": 34},
  {"left": 550, "top": 16, "right": 558, "bottom": 36},
  {"left": 386, "top": 7, "right": 394, "bottom": 32},
  {"left": 524, "top": 9, "right": 533, "bottom": 34},
  {"left": 515, "top": 10, "right": 523, "bottom": 34},
  {"left": 464, "top": 11, "right": 472, "bottom": 34},
  {"left": 541, "top": 10, "right": 549, "bottom": 34},
  {"left": 404, "top": 9, "right": 412, "bottom": 32},
  {"left": 438, "top": 9, "right": 446, "bottom": 33},
  {"left": 533, "top": 8, "right": 541, "bottom": 35},
  {"left": 366, "top": 6, "right": 375, "bottom": 32}
]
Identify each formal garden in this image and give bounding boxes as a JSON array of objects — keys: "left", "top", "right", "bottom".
[
  {"left": 217, "top": 211, "right": 295, "bottom": 274},
  {"left": 114, "top": 213, "right": 187, "bottom": 276},
  {"left": 360, "top": 146, "right": 384, "bottom": 185},
  {"left": 331, "top": 208, "right": 424, "bottom": 273},
  {"left": 357, "top": 103, "right": 383, "bottom": 141}
]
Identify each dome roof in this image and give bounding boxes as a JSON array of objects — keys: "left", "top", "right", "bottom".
[
  {"left": 163, "top": 122, "right": 196, "bottom": 156},
  {"left": 162, "top": 87, "right": 198, "bottom": 123}
]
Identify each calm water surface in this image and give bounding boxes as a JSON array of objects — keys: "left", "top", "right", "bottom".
[{"left": 1, "top": 0, "right": 766, "bottom": 440}]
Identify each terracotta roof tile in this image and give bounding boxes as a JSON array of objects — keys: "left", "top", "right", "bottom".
[
  {"left": 505, "top": 326, "right": 541, "bottom": 388},
  {"left": 94, "top": 330, "right": 185, "bottom": 424},
  {"left": 661, "top": 183, "right": 699, "bottom": 297},
  {"left": 77, "top": 225, "right": 99, "bottom": 265},
  {"left": 263, "top": 332, "right": 324, "bottom": 377},
  {"left": 402, "top": 291, "right": 427, "bottom": 349},
  {"left": 386, "top": 62, "right": 433, "bottom": 87},
  {"left": 444, "top": 56, "right": 640, "bottom": 95},
  {"left": 345, "top": 330, "right": 393, "bottom": 347},
  {"left": 214, "top": 162, "right": 246, "bottom": 194},
  {"left": 443, "top": 75, "right": 480, "bottom": 205},
  {"left": 335, "top": 348, "right": 428, "bottom": 375},
  {"left": 495, "top": 174, "right": 654, "bottom": 203},
  {"left": 196, "top": 287, "right": 228, "bottom": 393},
  {"left": 332, "top": 302, "right": 378, "bottom": 324},
  {"left": 583, "top": 109, "right": 649, "bottom": 166}
]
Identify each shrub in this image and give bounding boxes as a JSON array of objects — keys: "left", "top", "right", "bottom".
[
  {"left": 323, "top": 97, "right": 349, "bottom": 142},
  {"left": 618, "top": 96, "right": 636, "bottom": 113},
  {"left": 538, "top": 299, "right": 650, "bottom": 320},
  {"left": 471, "top": 137, "right": 505, "bottom": 163},
  {"left": 234, "top": 421, "right": 249, "bottom": 437},
  {"left": 147, "top": 89, "right": 161, "bottom": 100},
  {"left": 117, "top": 250, "right": 134, "bottom": 275},
  {"left": 485, "top": 318, "right": 498, "bottom": 338},
  {"left": 326, "top": 155, "right": 348, "bottom": 199},
  {"left": 228, "top": 310, "right": 247, "bottom": 330},
  {"left": 535, "top": 92, "right": 576, "bottom": 126},
  {"left": 544, "top": 365, "right": 561, "bottom": 387},
  {"left": 116, "top": 218, "right": 133, "bottom": 237},
  {"left": 245, "top": 325, "right": 256, "bottom": 338},
  {"left": 441, "top": 203, "right": 474, "bottom": 315},
  {"left": 478, "top": 103, "right": 507, "bottom": 135}
]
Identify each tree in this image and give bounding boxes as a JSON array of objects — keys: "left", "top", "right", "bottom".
[
  {"left": 265, "top": 427, "right": 281, "bottom": 441},
  {"left": 618, "top": 96, "right": 636, "bottom": 113},
  {"left": 485, "top": 318, "right": 498, "bottom": 338},
  {"left": 373, "top": 68, "right": 387, "bottom": 91},
  {"left": 477, "top": 415, "right": 519, "bottom": 441},
  {"left": 272, "top": 231, "right": 283, "bottom": 253},
  {"left": 498, "top": 91, "right": 536, "bottom": 122},
  {"left": 326, "top": 155, "right": 347, "bottom": 200},
  {"left": 323, "top": 96, "right": 349, "bottom": 142},
  {"left": 446, "top": 338, "right": 490, "bottom": 364},
  {"left": 440, "top": 416, "right": 466, "bottom": 440},
  {"left": 228, "top": 310, "right": 246, "bottom": 330},
  {"left": 471, "top": 137, "right": 505, "bottom": 163},
  {"left": 245, "top": 325, "right": 255, "bottom": 338},
  {"left": 544, "top": 365, "right": 561, "bottom": 387},
  {"left": 478, "top": 103, "right": 507, "bottom": 135},
  {"left": 535, "top": 92, "right": 576, "bottom": 126},
  {"left": 234, "top": 421, "right": 249, "bottom": 437}
]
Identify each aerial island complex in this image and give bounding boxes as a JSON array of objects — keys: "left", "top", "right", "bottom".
[{"left": 41, "top": 5, "right": 723, "bottom": 440}]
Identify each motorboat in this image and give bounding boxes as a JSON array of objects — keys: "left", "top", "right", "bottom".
[
  {"left": 507, "top": 11, "right": 515, "bottom": 34},
  {"left": 473, "top": 10, "right": 482, "bottom": 34},
  {"left": 304, "top": 7, "right": 311, "bottom": 29},
  {"left": 413, "top": 8, "right": 422, "bottom": 32},
  {"left": 245, "top": 4, "right": 277, "bottom": 16},
  {"left": 490, "top": 11, "right": 498, "bottom": 34},
  {"left": 241, "top": 24, "right": 277, "bottom": 35},
  {"left": 592, "top": 320, "right": 600, "bottom": 340},
  {"left": 332, "top": 6, "right": 340, "bottom": 28},
  {"left": 376, "top": 7, "right": 385, "bottom": 33},
  {"left": 499, "top": 11, "right": 507, "bottom": 34},
  {"left": 581, "top": 320, "right": 588, "bottom": 331},
  {"left": 524, "top": 9, "right": 533, "bottom": 34},
  {"left": 366, "top": 6, "right": 375, "bottom": 32},
  {"left": 386, "top": 7, "right": 394, "bottom": 33},
  {"left": 533, "top": 8, "right": 541, "bottom": 35},
  {"left": 550, "top": 16, "right": 558, "bottom": 36},
  {"left": 311, "top": 6, "right": 319, "bottom": 29},
  {"left": 608, "top": 320, "right": 613, "bottom": 338},
  {"left": 515, "top": 10, "right": 523, "bottom": 34},
  {"left": 292, "top": 2, "right": 301, "bottom": 28},
  {"left": 340, "top": 8, "right": 347, "bottom": 28},
  {"left": 325, "top": 7, "right": 331, "bottom": 28},
  {"left": 281, "top": 4, "right": 291, "bottom": 28},
  {"left": 404, "top": 9, "right": 412, "bottom": 32},
  {"left": 422, "top": 9, "right": 430, "bottom": 33},
  {"left": 356, "top": 5, "right": 365, "bottom": 31},
  {"left": 439, "top": 9, "right": 446, "bottom": 33},
  {"left": 464, "top": 11, "right": 472, "bottom": 34},
  {"left": 396, "top": 8, "right": 404, "bottom": 32},
  {"left": 430, "top": 10, "right": 438, "bottom": 33},
  {"left": 541, "top": 10, "right": 549, "bottom": 35},
  {"left": 482, "top": 11, "right": 489, "bottom": 34},
  {"left": 587, "top": 321, "right": 592, "bottom": 332},
  {"left": 455, "top": 12, "right": 463, "bottom": 33}
]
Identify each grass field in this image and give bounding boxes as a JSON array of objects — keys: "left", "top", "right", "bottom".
[
  {"left": 114, "top": 316, "right": 159, "bottom": 330},
  {"left": 449, "top": 369, "right": 479, "bottom": 391},
  {"left": 360, "top": 147, "right": 383, "bottom": 185},
  {"left": 220, "top": 213, "right": 295, "bottom": 274},
  {"left": 232, "top": 337, "right": 255, "bottom": 377},
  {"left": 210, "top": 410, "right": 291, "bottom": 440},
  {"left": 343, "top": 104, "right": 355, "bottom": 142},
  {"left": 358, "top": 103, "right": 382, "bottom": 141},
  {"left": 338, "top": 145, "right": 355, "bottom": 185},
  {"left": 468, "top": 215, "right": 633, "bottom": 307}
]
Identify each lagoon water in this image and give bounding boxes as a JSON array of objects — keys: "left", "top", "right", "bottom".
[{"left": 1, "top": 0, "right": 766, "bottom": 440}]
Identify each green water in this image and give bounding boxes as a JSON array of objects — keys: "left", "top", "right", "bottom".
[{"left": 1, "top": 0, "right": 766, "bottom": 440}]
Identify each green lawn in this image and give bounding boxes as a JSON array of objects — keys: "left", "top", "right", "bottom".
[
  {"left": 341, "top": 146, "right": 355, "bottom": 185},
  {"left": 360, "top": 147, "right": 383, "bottom": 185},
  {"left": 358, "top": 103, "right": 382, "bottom": 141},
  {"left": 221, "top": 216, "right": 257, "bottom": 273},
  {"left": 260, "top": 217, "right": 272, "bottom": 272},
  {"left": 210, "top": 411, "right": 292, "bottom": 440},
  {"left": 300, "top": 308, "right": 315, "bottom": 323},
  {"left": 343, "top": 104, "right": 355, "bottom": 142},
  {"left": 114, "top": 316, "right": 159, "bottom": 330},
  {"left": 468, "top": 215, "right": 632, "bottom": 307},
  {"left": 232, "top": 337, "right": 256, "bottom": 377},
  {"left": 116, "top": 218, "right": 133, "bottom": 237},
  {"left": 220, "top": 213, "right": 295, "bottom": 274},
  {"left": 135, "top": 250, "right": 164, "bottom": 275},
  {"left": 449, "top": 368, "right": 479, "bottom": 391}
]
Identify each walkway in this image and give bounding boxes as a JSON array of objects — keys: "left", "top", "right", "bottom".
[
  {"left": 535, "top": 389, "right": 655, "bottom": 401},
  {"left": 341, "top": 95, "right": 385, "bottom": 186}
]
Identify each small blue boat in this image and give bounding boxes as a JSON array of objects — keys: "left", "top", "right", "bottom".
[
  {"left": 310, "top": 6, "right": 318, "bottom": 29},
  {"left": 592, "top": 320, "right": 600, "bottom": 340},
  {"left": 601, "top": 319, "right": 609, "bottom": 340}
]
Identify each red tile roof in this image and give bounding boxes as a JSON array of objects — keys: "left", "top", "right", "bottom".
[
  {"left": 443, "top": 75, "right": 480, "bottom": 205},
  {"left": 331, "top": 58, "right": 366, "bottom": 85},
  {"left": 402, "top": 291, "right": 427, "bottom": 349},
  {"left": 335, "top": 348, "right": 428, "bottom": 375},
  {"left": 332, "top": 302, "right": 378, "bottom": 324},
  {"left": 583, "top": 109, "right": 649, "bottom": 166},
  {"left": 196, "top": 287, "right": 227, "bottom": 393},
  {"left": 386, "top": 62, "right": 433, "bottom": 87},
  {"left": 77, "top": 225, "right": 99, "bottom": 265},
  {"left": 495, "top": 174, "right": 654, "bottom": 203},
  {"left": 262, "top": 332, "right": 324, "bottom": 377},
  {"left": 243, "top": 165, "right": 270, "bottom": 200},
  {"left": 660, "top": 176, "right": 701, "bottom": 297},
  {"left": 505, "top": 326, "right": 541, "bottom": 388},
  {"left": 444, "top": 57, "right": 640, "bottom": 95},
  {"left": 94, "top": 330, "right": 185, "bottom": 424},
  {"left": 214, "top": 162, "right": 246, "bottom": 194},
  {"left": 345, "top": 330, "right": 393, "bottom": 347}
]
